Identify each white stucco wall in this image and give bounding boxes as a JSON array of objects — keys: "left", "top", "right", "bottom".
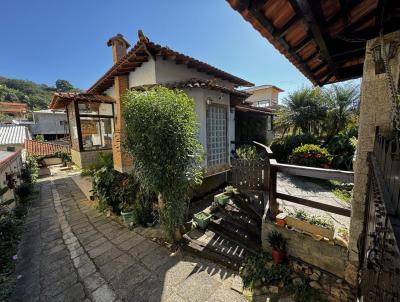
[
  {"left": 104, "top": 85, "right": 115, "bottom": 98},
  {"left": 155, "top": 58, "right": 235, "bottom": 89},
  {"left": 245, "top": 87, "right": 279, "bottom": 106},
  {"left": 129, "top": 59, "right": 156, "bottom": 87},
  {"left": 182, "top": 88, "right": 233, "bottom": 168}
]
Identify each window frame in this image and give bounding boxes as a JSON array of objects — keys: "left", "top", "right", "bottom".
[{"left": 74, "top": 101, "right": 115, "bottom": 152}]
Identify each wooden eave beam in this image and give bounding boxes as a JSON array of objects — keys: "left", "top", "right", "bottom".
[
  {"left": 276, "top": 15, "right": 301, "bottom": 38},
  {"left": 293, "top": 36, "right": 313, "bottom": 53},
  {"left": 295, "top": 0, "right": 340, "bottom": 81},
  {"left": 235, "top": 0, "right": 319, "bottom": 84}
]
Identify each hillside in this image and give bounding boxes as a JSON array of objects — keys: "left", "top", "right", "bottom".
[{"left": 0, "top": 76, "right": 79, "bottom": 110}]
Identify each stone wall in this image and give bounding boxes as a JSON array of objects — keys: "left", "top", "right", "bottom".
[
  {"left": 262, "top": 221, "right": 356, "bottom": 301},
  {"left": 262, "top": 221, "right": 347, "bottom": 278},
  {"left": 348, "top": 30, "right": 400, "bottom": 283}
]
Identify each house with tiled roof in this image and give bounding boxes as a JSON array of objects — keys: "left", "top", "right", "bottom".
[
  {"left": 50, "top": 30, "right": 268, "bottom": 190},
  {"left": 0, "top": 102, "right": 28, "bottom": 122}
]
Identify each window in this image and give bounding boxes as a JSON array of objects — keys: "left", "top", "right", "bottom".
[
  {"left": 77, "top": 102, "right": 114, "bottom": 151},
  {"left": 6, "top": 146, "right": 15, "bottom": 152},
  {"left": 60, "top": 120, "right": 67, "bottom": 126},
  {"left": 206, "top": 105, "right": 227, "bottom": 168}
]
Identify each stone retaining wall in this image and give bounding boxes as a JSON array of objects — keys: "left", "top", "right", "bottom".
[{"left": 262, "top": 220, "right": 356, "bottom": 301}]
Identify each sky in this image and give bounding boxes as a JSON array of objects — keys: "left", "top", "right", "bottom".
[{"left": 1, "top": 0, "right": 315, "bottom": 101}]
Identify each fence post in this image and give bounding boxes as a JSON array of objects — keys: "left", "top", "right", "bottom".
[{"left": 268, "top": 164, "right": 279, "bottom": 219}]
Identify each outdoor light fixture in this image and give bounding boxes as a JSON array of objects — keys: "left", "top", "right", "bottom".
[
  {"left": 372, "top": 40, "right": 398, "bottom": 74},
  {"left": 206, "top": 97, "right": 213, "bottom": 105}
]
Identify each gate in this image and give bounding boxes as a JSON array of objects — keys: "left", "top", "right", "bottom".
[{"left": 360, "top": 130, "right": 400, "bottom": 301}]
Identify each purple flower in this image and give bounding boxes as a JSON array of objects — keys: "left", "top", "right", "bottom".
[{"left": 12, "top": 255, "right": 18, "bottom": 261}]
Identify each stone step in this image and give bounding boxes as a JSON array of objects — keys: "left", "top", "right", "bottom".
[
  {"left": 183, "top": 229, "right": 250, "bottom": 270},
  {"left": 230, "top": 193, "right": 264, "bottom": 222},
  {"left": 223, "top": 199, "right": 262, "bottom": 226},
  {"left": 213, "top": 209, "right": 261, "bottom": 237}
]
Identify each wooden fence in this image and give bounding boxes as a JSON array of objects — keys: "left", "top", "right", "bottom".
[{"left": 230, "top": 141, "right": 353, "bottom": 218}]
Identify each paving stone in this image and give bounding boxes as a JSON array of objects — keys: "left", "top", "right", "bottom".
[
  {"left": 91, "top": 284, "right": 117, "bottom": 302},
  {"left": 100, "top": 254, "right": 135, "bottom": 280},
  {"left": 52, "top": 282, "right": 86, "bottom": 302},
  {"left": 93, "top": 247, "right": 124, "bottom": 267},
  {"left": 77, "top": 261, "right": 97, "bottom": 279},
  {"left": 87, "top": 241, "right": 114, "bottom": 258},
  {"left": 82, "top": 272, "right": 106, "bottom": 292}
]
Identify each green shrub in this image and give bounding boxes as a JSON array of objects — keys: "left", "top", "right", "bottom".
[
  {"left": 91, "top": 167, "right": 122, "bottom": 213},
  {"left": 82, "top": 152, "right": 113, "bottom": 176},
  {"left": 132, "top": 188, "right": 156, "bottom": 226},
  {"left": 55, "top": 151, "right": 71, "bottom": 164},
  {"left": 235, "top": 145, "right": 261, "bottom": 161},
  {"left": 270, "top": 134, "right": 318, "bottom": 163},
  {"left": 123, "top": 87, "right": 203, "bottom": 241},
  {"left": 326, "top": 126, "right": 358, "bottom": 170},
  {"left": 289, "top": 144, "right": 331, "bottom": 168},
  {"left": 21, "top": 155, "right": 39, "bottom": 184}
]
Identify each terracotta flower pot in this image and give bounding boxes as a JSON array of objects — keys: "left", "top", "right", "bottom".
[{"left": 271, "top": 250, "right": 285, "bottom": 264}]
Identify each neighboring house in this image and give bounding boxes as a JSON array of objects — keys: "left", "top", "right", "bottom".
[
  {"left": 50, "top": 31, "right": 259, "bottom": 190},
  {"left": 0, "top": 150, "right": 23, "bottom": 207},
  {"left": 0, "top": 102, "right": 28, "bottom": 122},
  {"left": 0, "top": 125, "right": 31, "bottom": 152},
  {"left": 242, "top": 84, "right": 283, "bottom": 109},
  {"left": 31, "top": 109, "right": 69, "bottom": 140}
]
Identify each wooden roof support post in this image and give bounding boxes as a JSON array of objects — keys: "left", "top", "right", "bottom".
[{"left": 268, "top": 163, "right": 279, "bottom": 220}]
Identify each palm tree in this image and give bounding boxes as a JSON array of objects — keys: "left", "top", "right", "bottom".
[
  {"left": 323, "top": 84, "right": 359, "bottom": 138},
  {"left": 280, "top": 87, "right": 327, "bottom": 135}
]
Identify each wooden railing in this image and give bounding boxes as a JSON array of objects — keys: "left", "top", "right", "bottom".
[
  {"left": 252, "top": 142, "right": 353, "bottom": 218},
  {"left": 268, "top": 158, "right": 353, "bottom": 218},
  {"left": 230, "top": 141, "right": 354, "bottom": 218}
]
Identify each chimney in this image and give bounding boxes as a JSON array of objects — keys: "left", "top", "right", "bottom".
[{"left": 107, "top": 33, "right": 131, "bottom": 64}]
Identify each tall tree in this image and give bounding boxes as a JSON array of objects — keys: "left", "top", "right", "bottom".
[
  {"left": 281, "top": 87, "right": 327, "bottom": 135},
  {"left": 323, "top": 84, "right": 359, "bottom": 138},
  {"left": 55, "top": 79, "right": 74, "bottom": 92}
]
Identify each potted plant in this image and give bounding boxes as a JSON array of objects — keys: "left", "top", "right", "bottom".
[
  {"left": 267, "top": 231, "right": 287, "bottom": 264},
  {"left": 284, "top": 209, "right": 335, "bottom": 240},
  {"left": 193, "top": 211, "right": 212, "bottom": 229},
  {"left": 214, "top": 192, "right": 230, "bottom": 206},
  {"left": 119, "top": 201, "right": 135, "bottom": 225}
]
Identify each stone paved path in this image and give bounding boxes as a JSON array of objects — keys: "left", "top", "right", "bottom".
[
  {"left": 277, "top": 173, "right": 351, "bottom": 228},
  {"left": 11, "top": 175, "right": 247, "bottom": 302}
]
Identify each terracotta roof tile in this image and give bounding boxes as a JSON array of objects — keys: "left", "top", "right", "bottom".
[
  {"left": 130, "top": 78, "right": 250, "bottom": 98},
  {"left": 49, "top": 92, "right": 115, "bottom": 110},
  {"left": 88, "top": 31, "right": 254, "bottom": 93},
  {"left": 25, "top": 139, "right": 70, "bottom": 156}
]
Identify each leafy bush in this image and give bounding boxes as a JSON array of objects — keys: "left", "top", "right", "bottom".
[
  {"left": 15, "top": 183, "right": 34, "bottom": 203},
  {"left": 235, "top": 145, "right": 261, "bottom": 161},
  {"left": 91, "top": 167, "right": 122, "bottom": 213},
  {"left": 21, "top": 155, "right": 39, "bottom": 184},
  {"left": 82, "top": 152, "right": 113, "bottom": 176},
  {"left": 132, "top": 188, "right": 157, "bottom": 226},
  {"left": 289, "top": 144, "right": 331, "bottom": 168},
  {"left": 240, "top": 252, "right": 290, "bottom": 289},
  {"left": 270, "top": 134, "right": 318, "bottom": 163},
  {"left": 55, "top": 151, "right": 71, "bottom": 164},
  {"left": 123, "top": 87, "right": 203, "bottom": 241},
  {"left": 326, "top": 126, "right": 358, "bottom": 170}
]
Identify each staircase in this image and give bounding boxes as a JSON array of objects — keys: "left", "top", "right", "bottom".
[{"left": 183, "top": 191, "right": 265, "bottom": 270}]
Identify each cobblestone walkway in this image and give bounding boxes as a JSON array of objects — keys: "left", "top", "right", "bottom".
[{"left": 11, "top": 176, "right": 247, "bottom": 302}]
